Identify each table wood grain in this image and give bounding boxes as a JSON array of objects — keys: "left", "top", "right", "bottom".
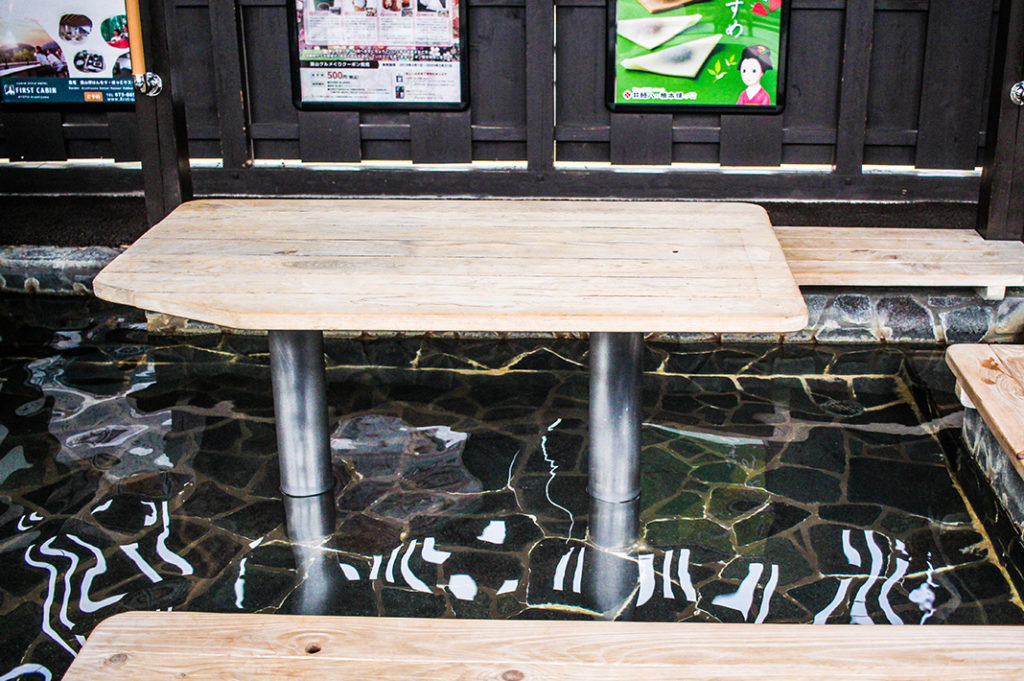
[{"left": 94, "top": 199, "right": 808, "bottom": 332}]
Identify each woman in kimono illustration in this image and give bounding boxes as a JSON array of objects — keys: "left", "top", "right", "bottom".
[{"left": 736, "top": 44, "right": 773, "bottom": 106}]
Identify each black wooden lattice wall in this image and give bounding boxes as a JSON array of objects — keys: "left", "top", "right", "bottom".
[{"left": 0, "top": 0, "right": 1016, "bottom": 224}]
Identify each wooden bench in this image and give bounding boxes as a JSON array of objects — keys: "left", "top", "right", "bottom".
[
  {"left": 64, "top": 611, "right": 1024, "bottom": 681},
  {"left": 776, "top": 226, "right": 1024, "bottom": 300},
  {"left": 946, "top": 344, "right": 1024, "bottom": 472}
]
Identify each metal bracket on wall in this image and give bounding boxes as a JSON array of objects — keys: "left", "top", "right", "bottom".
[{"left": 1010, "top": 81, "right": 1024, "bottom": 106}]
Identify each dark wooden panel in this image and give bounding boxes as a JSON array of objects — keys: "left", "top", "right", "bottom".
[
  {"left": 209, "top": 0, "right": 252, "bottom": 167},
  {"left": 554, "top": 5, "right": 606, "bottom": 162},
  {"left": 171, "top": 4, "right": 221, "bottom": 159},
  {"left": 526, "top": 0, "right": 555, "bottom": 169},
  {"left": 609, "top": 114, "right": 672, "bottom": 165},
  {"left": 720, "top": 115, "right": 785, "bottom": 167},
  {"left": 469, "top": 6, "right": 527, "bottom": 148},
  {"left": 834, "top": 0, "right": 876, "bottom": 175},
  {"left": 411, "top": 111, "right": 473, "bottom": 163},
  {"left": 978, "top": 0, "right": 1024, "bottom": 240},
  {"left": 3, "top": 112, "right": 66, "bottom": 161},
  {"left": 299, "top": 112, "right": 361, "bottom": 162},
  {"left": 241, "top": 3, "right": 299, "bottom": 159},
  {"left": 109, "top": 112, "right": 141, "bottom": 162},
  {"left": 866, "top": 9, "right": 926, "bottom": 138},
  {"left": 915, "top": 0, "right": 994, "bottom": 169},
  {"left": 782, "top": 9, "right": 843, "bottom": 137},
  {"left": 361, "top": 140, "right": 412, "bottom": 160}
]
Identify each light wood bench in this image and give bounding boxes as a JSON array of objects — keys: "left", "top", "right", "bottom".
[
  {"left": 64, "top": 611, "right": 1024, "bottom": 681},
  {"left": 946, "top": 344, "right": 1024, "bottom": 474},
  {"left": 776, "top": 227, "right": 1024, "bottom": 300}
]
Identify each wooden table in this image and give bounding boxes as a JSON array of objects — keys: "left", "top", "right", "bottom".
[{"left": 94, "top": 198, "right": 807, "bottom": 503}]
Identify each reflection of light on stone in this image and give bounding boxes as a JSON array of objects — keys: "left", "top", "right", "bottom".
[
  {"left": 879, "top": 538, "right": 908, "bottom": 625},
  {"left": 0, "top": 446, "right": 31, "bottom": 485},
  {"left": 400, "top": 540, "right": 431, "bottom": 593},
  {"left": 497, "top": 579, "right": 518, "bottom": 595},
  {"left": 91, "top": 499, "right": 113, "bottom": 514},
  {"left": 842, "top": 528, "right": 862, "bottom": 567},
  {"left": 156, "top": 501, "right": 193, "bottom": 576},
  {"left": 448, "top": 574, "right": 477, "bottom": 600},
  {"left": 477, "top": 520, "right": 506, "bottom": 545},
  {"left": 421, "top": 537, "right": 451, "bottom": 563},
  {"left": 67, "top": 534, "right": 125, "bottom": 613},
  {"left": 38, "top": 540, "right": 78, "bottom": 629},
  {"left": 572, "top": 547, "right": 585, "bottom": 594},
  {"left": 677, "top": 548, "right": 697, "bottom": 602},
  {"left": 369, "top": 554, "right": 382, "bottom": 580},
  {"left": 541, "top": 419, "right": 575, "bottom": 538},
  {"left": 0, "top": 663, "right": 52, "bottom": 681},
  {"left": 120, "top": 543, "right": 162, "bottom": 583},
  {"left": 339, "top": 563, "right": 361, "bottom": 580},
  {"left": 142, "top": 501, "right": 158, "bottom": 527},
  {"left": 850, "top": 530, "right": 883, "bottom": 625},
  {"left": 712, "top": 562, "right": 764, "bottom": 620},
  {"left": 234, "top": 558, "right": 248, "bottom": 608},
  {"left": 384, "top": 545, "right": 401, "bottom": 582},
  {"left": 813, "top": 577, "right": 853, "bottom": 624},
  {"left": 23, "top": 543, "right": 77, "bottom": 657},
  {"left": 637, "top": 554, "right": 655, "bottom": 606},
  {"left": 909, "top": 553, "right": 939, "bottom": 624},
  {"left": 754, "top": 564, "right": 779, "bottom": 623},
  {"left": 663, "top": 550, "right": 674, "bottom": 599},
  {"left": 553, "top": 547, "right": 574, "bottom": 591}
]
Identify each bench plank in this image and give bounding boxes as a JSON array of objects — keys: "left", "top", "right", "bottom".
[
  {"left": 946, "top": 344, "right": 1024, "bottom": 470},
  {"left": 66, "top": 612, "right": 1024, "bottom": 681},
  {"left": 776, "top": 226, "right": 1024, "bottom": 290},
  {"left": 93, "top": 199, "right": 808, "bottom": 333}
]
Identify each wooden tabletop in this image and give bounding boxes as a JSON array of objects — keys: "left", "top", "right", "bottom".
[{"left": 94, "top": 198, "right": 808, "bottom": 333}]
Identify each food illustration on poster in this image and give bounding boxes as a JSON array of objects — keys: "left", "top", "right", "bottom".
[
  {"left": 0, "top": 0, "right": 134, "bottom": 104},
  {"left": 293, "top": 0, "right": 465, "bottom": 107},
  {"left": 611, "top": 0, "right": 785, "bottom": 110}
]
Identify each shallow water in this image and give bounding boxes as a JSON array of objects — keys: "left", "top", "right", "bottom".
[{"left": 1, "top": 296, "right": 1022, "bottom": 681}]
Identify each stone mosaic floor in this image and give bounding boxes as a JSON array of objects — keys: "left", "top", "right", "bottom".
[{"left": 1, "top": 296, "right": 1023, "bottom": 681}]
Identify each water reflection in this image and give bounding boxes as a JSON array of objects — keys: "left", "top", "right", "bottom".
[{"left": 584, "top": 497, "right": 639, "bottom": 619}]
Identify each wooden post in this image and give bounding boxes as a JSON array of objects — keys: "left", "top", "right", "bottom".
[
  {"left": 135, "top": 0, "right": 192, "bottom": 227},
  {"left": 978, "top": 0, "right": 1024, "bottom": 241}
]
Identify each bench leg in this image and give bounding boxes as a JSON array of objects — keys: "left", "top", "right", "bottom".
[
  {"left": 588, "top": 332, "right": 643, "bottom": 503},
  {"left": 269, "top": 330, "right": 333, "bottom": 497}
]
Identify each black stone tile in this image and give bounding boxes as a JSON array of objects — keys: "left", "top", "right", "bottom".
[
  {"left": 181, "top": 481, "right": 251, "bottom": 519},
  {"left": 212, "top": 500, "right": 284, "bottom": 541},
  {"left": 191, "top": 451, "right": 265, "bottom": 490},
  {"left": 848, "top": 458, "right": 966, "bottom": 520},
  {"left": 777, "top": 428, "right": 846, "bottom": 472},
  {"left": 461, "top": 431, "right": 524, "bottom": 491},
  {"left": 644, "top": 519, "right": 733, "bottom": 563},
  {"left": 707, "top": 485, "right": 768, "bottom": 521},
  {"left": 733, "top": 503, "right": 811, "bottom": 545},
  {"left": 120, "top": 575, "right": 192, "bottom": 610},
  {"left": 763, "top": 466, "right": 841, "bottom": 504},
  {"left": 335, "top": 514, "right": 403, "bottom": 554},
  {"left": 818, "top": 503, "right": 883, "bottom": 527}
]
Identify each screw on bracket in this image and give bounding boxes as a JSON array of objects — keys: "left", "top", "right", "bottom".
[
  {"left": 133, "top": 72, "right": 163, "bottom": 97},
  {"left": 1011, "top": 81, "right": 1024, "bottom": 107}
]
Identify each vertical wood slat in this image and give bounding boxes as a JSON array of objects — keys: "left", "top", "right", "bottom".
[
  {"left": 720, "top": 115, "right": 784, "bottom": 167},
  {"left": 915, "top": 0, "right": 994, "bottom": 170},
  {"left": 609, "top": 114, "right": 672, "bottom": 165},
  {"left": 109, "top": 112, "right": 141, "bottom": 162},
  {"left": 525, "top": 0, "right": 554, "bottom": 170},
  {"left": 834, "top": 0, "right": 875, "bottom": 175},
  {"left": 2, "top": 112, "right": 66, "bottom": 162},
  {"left": 410, "top": 111, "right": 472, "bottom": 163},
  {"left": 138, "top": 0, "right": 193, "bottom": 226},
  {"left": 208, "top": 0, "right": 252, "bottom": 167},
  {"left": 299, "top": 112, "right": 361, "bottom": 163}
]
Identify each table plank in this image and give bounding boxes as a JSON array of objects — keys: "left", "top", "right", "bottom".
[
  {"left": 94, "top": 199, "right": 807, "bottom": 332},
  {"left": 66, "top": 612, "right": 1024, "bottom": 681}
]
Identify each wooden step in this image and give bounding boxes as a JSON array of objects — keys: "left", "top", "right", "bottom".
[
  {"left": 776, "top": 226, "right": 1024, "bottom": 299},
  {"left": 946, "top": 344, "right": 1024, "bottom": 476},
  {"left": 65, "top": 611, "right": 1024, "bottom": 681}
]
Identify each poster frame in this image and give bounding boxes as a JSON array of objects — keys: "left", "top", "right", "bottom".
[
  {"left": 605, "top": 0, "right": 790, "bottom": 114},
  {"left": 287, "top": 0, "right": 470, "bottom": 111},
  {"left": 0, "top": 2, "right": 135, "bottom": 109}
]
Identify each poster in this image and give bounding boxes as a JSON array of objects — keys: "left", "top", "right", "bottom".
[
  {"left": 290, "top": 0, "right": 467, "bottom": 109},
  {"left": 0, "top": 0, "right": 133, "bottom": 105},
  {"left": 608, "top": 0, "right": 787, "bottom": 111}
]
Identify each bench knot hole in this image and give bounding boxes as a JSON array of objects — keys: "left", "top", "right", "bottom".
[
  {"left": 306, "top": 644, "right": 322, "bottom": 654},
  {"left": 105, "top": 653, "right": 128, "bottom": 667},
  {"left": 502, "top": 670, "right": 524, "bottom": 681}
]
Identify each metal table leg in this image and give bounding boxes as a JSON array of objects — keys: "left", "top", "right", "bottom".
[
  {"left": 268, "top": 330, "right": 333, "bottom": 497},
  {"left": 588, "top": 332, "right": 644, "bottom": 504}
]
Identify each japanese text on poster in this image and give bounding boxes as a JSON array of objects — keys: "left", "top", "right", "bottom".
[
  {"left": 610, "top": 0, "right": 785, "bottom": 111},
  {"left": 293, "top": 0, "right": 464, "bottom": 107},
  {"left": 0, "top": 0, "right": 133, "bottom": 105}
]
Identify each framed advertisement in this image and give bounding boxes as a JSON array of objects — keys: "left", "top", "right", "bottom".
[
  {"left": 0, "top": 0, "right": 134, "bottom": 106},
  {"left": 608, "top": 0, "right": 788, "bottom": 112},
  {"left": 289, "top": 0, "right": 468, "bottom": 110}
]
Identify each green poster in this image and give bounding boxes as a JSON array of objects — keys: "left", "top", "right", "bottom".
[{"left": 608, "top": 0, "right": 787, "bottom": 111}]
